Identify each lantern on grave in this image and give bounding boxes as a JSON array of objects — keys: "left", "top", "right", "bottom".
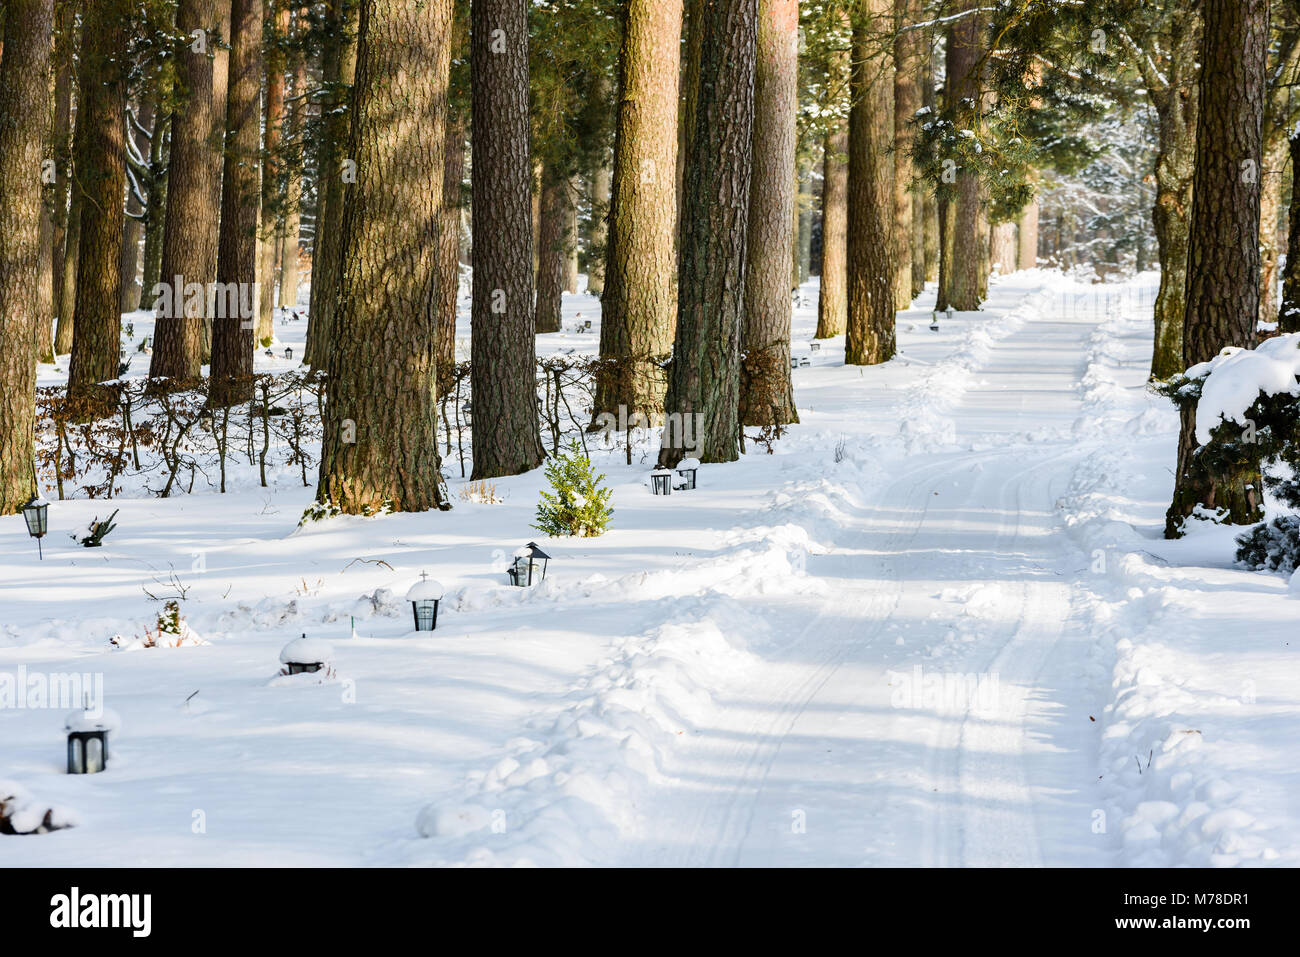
[
  {"left": 284, "top": 347, "right": 293, "bottom": 360},
  {"left": 790, "top": 356, "right": 799, "bottom": 369},
  {"left": 279, "top": 634, "right": 334, "bottom": 675},
  {"left": 675, "top": 457, "right": 699, "bottom": 491},
  {"left": 65, "top": 704, "right": 118, "bottom": 774},
  {"left": 946, "top": 304, "right": 955, "bottom": 322},
  {"left": 650, "top": 467, "right": 674, "bottom": 496},
  {"left": 810, "top": 341, "right": 820, "bottom": 353},
  {"left": 21, "top": 494, "right": 49, "bottom": 560},
  {"left": 507, "top": 542, "right": 550, "bottom": 587},
  {"left": 406, "top": 571, "right": 444, "bottom": 631}
]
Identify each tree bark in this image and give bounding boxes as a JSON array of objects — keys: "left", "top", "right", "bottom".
[
  {"left": 739, "top": 0, "right": 797, "bottom": 426},
  {"left": 470, "top": 0, "right": 543, "bottom": 478},
  {"left": 150, "top": 0, "right": 220, "bottom": 383},
  {"left": 1016, "top": 197, "right": 1038, "bottom": 270},
  {"left": 437, "top": 108, "right": 464, "bottom": 392},
  {"left": 49, "top": 0, "right": 72, "bottom": 354},
  {"left": 945, "top": 0, "right": 983, "bottom": 311},
  {"left": 67, "top": 0, "right": 129, "bottom": 401},
  {"left": 139, "top": 113, "right": 170, "bottom": 317},
  {"left": 1258, "top": 134, "right": 1287, "bottom": 325},
  {"left": 659, "top": 0, "right": 757, "bottom": 465},
  {"left": 989, "top": 221, "right": 1016, "bottom": 274},
  {"left": 118, "top": 96, "right": 154, "bottom": 314},
  {"left": 317, "top": 0, "right": 452, "bottom": 514},
  {"left": 256, "top": 0, "right": 287, "bottom": 344},
  {"left": 1165, "top": 0, "right": 1268, "bottom": 538},
  {"left": 1147, "top": 8, "right": 1201, "bottom": 381},
  {"left": 304, "top": 0, "right": 358, "bottom": 369},
  {"left": 845, "top": 0, "right": 896, "bottom": 365},
  {"left": 534, "top": 163, "right": 566, "bottom": 334},
  {"left": 202, "top": 0, "right": 232, "bottom": 362},
  {"left": 891, "top": 0, "right": 920, "bottom": 310},
  {"left": 1279, "top": 129, "right": 1300, "bottom": 332},
  {"left": 595, "top": 0, "right": 681, "bottom": 419},
  {"left": 0, "top": 0, "right": 54, "bottom": 511},
  {"left": 209, "top": 0, "right": 262, "bottom": 407},
  {"left": 278, "top": 6, "right": 306, "bottom": 309},
  {"left": 586, "top": 158, "right": 610, "bottom": 297},
  {"left": 816, "top": 121, "right": 847, "bottom": 338}
]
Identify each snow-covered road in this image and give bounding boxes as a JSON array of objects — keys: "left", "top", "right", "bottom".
[{"left": 633, "top": 290, "right": 1113, "bottom": 866}]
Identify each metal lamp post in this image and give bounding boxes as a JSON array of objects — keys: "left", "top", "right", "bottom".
[{"left": 21, "top": 495, "right": 49, "bottom": 559}]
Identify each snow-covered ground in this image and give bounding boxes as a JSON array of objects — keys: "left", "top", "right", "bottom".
[{"left": 4, "top": 271, "right": 1297, "bottom": 866}]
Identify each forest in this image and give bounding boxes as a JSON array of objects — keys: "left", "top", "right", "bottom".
[{"left": 2, "top": 0, "right": 1300, "bottom": 875}]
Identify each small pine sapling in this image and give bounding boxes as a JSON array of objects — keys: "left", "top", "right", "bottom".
[{"left": 533, "top": 439, "right": 613, "bottom": 537}]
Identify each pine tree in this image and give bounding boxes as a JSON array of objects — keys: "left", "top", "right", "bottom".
[
  {"left": 595, "top": 0, "right": 681, "bottom": 419},
  {"left": 316, "top": 0, "right": 453, "bottom": 514},
  {"left": 470, "top": 0, "right": 544, "bottom": 478},
  {"left": 739, "top": 0, "right": 798, "bottom": 427},
  {"left": 1164, "top": 0, "right": 1269, "bottom": 538},
  {"left": 0, "top": 0, "right": 55, "bottom": 512},
  {"left": 845, "top": 0, "right": 895, "bottom": 365},
  {"left": 658, "top": 0, "right": 757, "bottom": 465}
]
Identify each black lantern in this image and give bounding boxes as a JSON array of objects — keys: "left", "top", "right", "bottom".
[
  {"left": 507, "top": 542, "right": 550, "bottom": 587},
  {"left": 799, "top": 357, "right": 811, "bottom": 368},
  {"left": 279, "top": 634, "right": 333, "bottom": 675},
  {"left": 675, "top": 457, "right": 699, "bottom": 491},
  {"left": 810, "top": 341, "right": 820, "bottom": 353},
  {"left": 650, "top": 467, "right": 673, "bottom": 496},
  {"left": 21, "top": 495, "right": 49, "bottom": 559},
  {"left": 284, "top": 347, "right": 293, "bottom": 360},
  {"left": 406, "top": 571, "right": 444, "bottom": 631},
  {"left": 65, "top": 703, "right": 116, "bottom": 774},
  {"left": 790, "top": 356, "right": 799, "bottom": 369},
  {"left": 930, "top": 310, "right": 940, "bottom": 331}
]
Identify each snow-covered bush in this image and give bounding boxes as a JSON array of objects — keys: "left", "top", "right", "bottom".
[
  {"left": 110, "top": 599, "right": 207, "bottom": 649},
  {"left": 1235, "top": 516, "right": 1300, "bottom": 573},
  {"left": 1158, "top": 333, "right": 1300, "bottom": 566},
  {"left": 533, "top": 439, "right": 613, "bottom": 538}
]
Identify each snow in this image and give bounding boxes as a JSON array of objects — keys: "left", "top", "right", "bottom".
[
  {"left": 64, "top": 708, "right": 121, "bottom": 733},
  {"left": 278, "top": 636, "right": 335, "bottom": 666},
  {"left": 405, "top": 577, "right": 445, "bottom": 602},
  {"left": 1186, "top": 333, "right": 1300, "bottom": 444},
  {"left": 4, "top": 270, "right": 1298, "bottom": 866}
]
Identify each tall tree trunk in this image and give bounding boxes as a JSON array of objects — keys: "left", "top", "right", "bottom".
[
  {"left": 1279, "top": 128, "right": 1300, "bottom": 332},
  {"left": 119, "top": 96, "right": 154, "bottom": 313},
  {"left": 202, "top": 0, "right": 232, "bottom": 363},
  {"left": 891, "top": 0, "right": 920, "bottom": 310},
  {"left": 437, "top": 108, "right": 464, "bottom": 392},
  {"left": 659, "top": 0, "right": 757, "bottom": 466},
  {"left": 586, "top": 159, "right": 610, "bottom": 297},
  {"left": 595, "top": 0, "right": 681, "bottom": 419},
  {"left": 49, "top": 0, "right": 73, "bottom": 353},
  {"left": 1259, "top": 134, "right": 1287, "bottom": 325},
  {"left": 534, "top": 164, "right": 566, "bottom": 334},
  {"left": 0, "top": 0, "right": 55, "bottom": 511},
  {"left": 209, "top": 0, "right": 262, "bottom": 407},
  {"left": 945, "top": 0, "right": 983, "bottom": 311},
  {"left": 140, "top": 113, "right": 170, "bottom": 315},
  {"left": 1165, "top": 0, "right": 1268, "bottom": 538},
  {"left": 1016, "top": 197, "right": 1038, "bottom": 270},
  {"left": 1148, "top": 11, "right": 1201, "bottom": 381},
  {"left": 845, "top": 0, "right": 896, "bottom": 365},
  {"left": 67, "top": 0, "right": 129, "bottom": 401},
  {"left": 470, "top": 0, "right": 543, "bottom": 478},
  {"left": 920, "top": 26, "right": 938, "bottom": 284},
  {"left": 816, "top": 121, "right": 847, "bottom": 338},
  {"left": 150, "top": 0, "right": 220, "bottom": 383},
  {"left": 796, "top": 160, "right": 813, "bottom": 286},
  {"left": 564, "top": 180, "right": 579, "bottom": 293},
  {"left": 55, "top": 182, "right": 79, "bottom": 354},
  {"left": 256, "top": 0, "right": 287, "bottom": 344},
  {"left": 304, "top": 0, "right": 358, "bottom": 369},
  {"left": 317, "top": 0, "right": 452, "bottom": 513},
  {"left": 37, "top": 190, "right": 55, "bottom": 363},
  {"left": 739, "top": 0, "right": 797, "bottom": 426},
  {"left": 990, "top": 221, "right": 1016, "bottom": 274},
  {"left": 279, "top": 6, "right": 306, "bottom": 309}
]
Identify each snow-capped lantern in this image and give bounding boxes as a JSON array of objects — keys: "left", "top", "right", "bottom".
[
  {"left": 405, "top": 571, "right": 444, "bottom": 632},
  {"left": 21, "top": 494, "right": 49, "bottom": 560},
  {"left": 929, "top": 310, "right": 940, "bottom": 332},
  {"left": 675, "top": 457, "right": 700, "bottom": 491},
  {"left": 650, "top": 467, "right": 674, "bottom": 496},
  {"left": 279, "top": 634, "right": 333, "bottom": 675},
  {"left": 507, "top": 542, "right": 550, "bottom": 587},
  {"left": 810, "top": 341, "right": 821, "bottom": 353},
  {"left": 65, "top": 703, "right": 118, "bottom": 775},
  {"left": 946, "top": 304, "right": 955, "bottom": 322},
  {"left": 284, "top": 346, "right": 293, "bottom": 360}
]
